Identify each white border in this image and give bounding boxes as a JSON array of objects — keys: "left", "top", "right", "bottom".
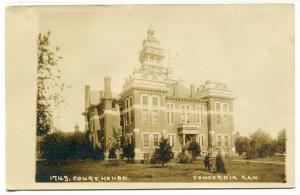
[{"left": 1, "top": 0, "right": 299, "bottom": 194}]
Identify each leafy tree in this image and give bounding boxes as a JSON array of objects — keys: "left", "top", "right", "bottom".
[
  {"left": 186, "top": 139, "right": 201, "bottom": 158},
  {"left": 150, "top": 137, "right": 174, "bottom": 166},
  {"left": 248, "top": 129, "right": 275, "bottom": 158},
  {"left": 64, "top": 131, "right": 95, "bottom": 160},
  {"left": 40, "top": 131, "right": 67, "bottom": 162},
  {"left": 246, "top": 147, "right": 258, "bottom": 159},
  {"left": 36, "top": 31, "right": 65, "bottom": 136},
  {"left": 234, "top": 133, "right": 250, "bottom": 155},
  {"left": 121, "top": 135, "right": 135, "bottom": 163},
  {"left": 276, "top": 129, "right": 286, "bottom": 154},
  {"left": 39, "top": 130, "right": 103, "bottom": 161}
]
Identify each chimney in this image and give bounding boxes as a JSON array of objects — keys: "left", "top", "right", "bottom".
[
  {"left": 85, "top": 85, "right": 90, "bottom": 109},
  {"left": 100, "top": 90, "right": 104, "bottom": 99},
  {"left": 190, "top": 84, "right": 195, "bottom": 98},
  {"left": 104, "top": 76, "right": 112, "bottom": 99}
]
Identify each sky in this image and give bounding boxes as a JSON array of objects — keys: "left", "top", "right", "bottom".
[{"left": 39, "top": 5, "right": 294, "bottom": 137}]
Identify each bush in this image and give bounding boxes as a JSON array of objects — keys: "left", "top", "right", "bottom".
[
  {"left": 121, "top": 136, "right": 135, "bottom": 163},
  {"left": 249, "top": 129, "right": 275, "bottom": 158},
  {"left": 246, "top": 147, "right": 258, "bottom": 159},
  {"left": 235, "top": 133, "right": 250, "bottom": 156},
  {"left": 39, "top": 130, "right": 103, "bottom": 161},
  {"left": 177, "top": 150, "right": 193, "bottom": 164},
  {"left": 150, "top": 137, "right": 174, "bottom": 166},
  {"left": 40, "top": 131, "right": 68, "bottom": 162},
  {"left": 108, "top": 147, "right": 117, "bottom": 160},
  {"left": 215, "top": 153, "right": 226, "bottom": 173},
  {"left": 186, "top": 140, "right": 201, "bottom": 158}
]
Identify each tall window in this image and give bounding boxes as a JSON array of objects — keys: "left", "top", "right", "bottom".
[
  {"left": 153, "top": 134, "right": 160, "bottom": 147},
  {"left": 217, "top": 114, "right": 221, "bottom": 125},
  {"left": 142, "top": 109, "right": 149, "bottom": 123},
  {"left": 217, "top": 135, "right": 222, "bottom": 147},
  {"left": 123, "top": 114, "right": 127, "bottom": 126},
  {"left": 125, "top": 99, "right": 128, "bottom": 109},
  {"left": 142, "top": 96, "right": 148, "bottom": 106},
  {"left": 197, "top": 114, "right": 200, "bottom": 124},
  {"left": 223, "top": 114, "right": 228, "bottom": 126},
  {"left": 216, "top": 103, "right": 221, "bottom": 112},
  {"left": 168, "top": 134, "right": 175, "bottom": 147},
  {"left": 167, "top": 104, "right": 174, "bottom": 124},
  {"left": 129, "top": 97, "right": 133, "bottom": 107},
  {"left": 130, "top": 110, "right": 134, "bottom": 124},
  {"left": 143, "top": 134, "right": 150, "bottom": 148},
  {"left": 223, "top": 103, "right": 229, "bottom": 126},
  {"left": 181, "top": 113, "right": 185, "bottom": 123},
  {"left": 224, "top": 135, "right": 229, "bottom": 147},
  {"left": 128, "top": 112, "right": 131, "bottom": 124},
  {"left": 196, "top": 106, "right": 204, "bottom": 125},
  {"left": 152, "top": 110, "right": 158, "bottom": 123},
  {"left": 181, "top": 105, "right": 190, "bottom": 123},
  {"left": 198, "top": 135, "right": 205, "bottom": 147},
  {"left": 152, "top": 97, "right": 158, "bottom": 107},
  {"left": 200, "top": 107, "right": 204, "bottom": 125},
  {"left": 223, "top": 103, "right": 228, "bottom": 112},
  {"left": 186, "top": 113, "right": 190, "bottom": 123}
]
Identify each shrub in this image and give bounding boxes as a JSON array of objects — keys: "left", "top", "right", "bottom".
[
  {"left": 177, "top": 150, "right": 193, "bottom": 164},
  {"left": 186, "top": 140, "right": 201, "bottom": 158},
  {"left": 121, "top": 136, "right": 135, "bottom": 163},
  {"left": 40, "top": 131, "right": 67, "bottom": 162},
  {"left": 39, "top": 130, "right": 103, "bottom": 161},
  {"left": 92, "top": 147, "right": 104, "bottom": 160},
  {"left": 108, "top": 147, "right": 117, "bottom": 160},
  {"left": 215, "top": 153, "right": 226, "bottom": 173},
  {"left": 246, "top": 147, "right": 258, "bottom": 159},
  {"left": 150, "top": 137, "right": 174, "bottom": 166},
  {"left": 235, "top": 133, "right": 250, "bottom": 156}
]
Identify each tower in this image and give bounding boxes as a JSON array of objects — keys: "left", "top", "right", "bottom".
[
  {"left": 138, "top": 27, "right": 172, "bottom": 78},
  {"left": 139, "top": 28, "right": 165, "bottom": 67}
]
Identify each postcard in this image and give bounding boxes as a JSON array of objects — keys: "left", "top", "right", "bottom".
[{"left": 6, "top": 4, "right": 295, "bottom": 189}]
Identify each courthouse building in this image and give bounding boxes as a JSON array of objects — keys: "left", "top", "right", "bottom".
[{"left": 83, "top": 28, "right": 236, "bottom": 159}]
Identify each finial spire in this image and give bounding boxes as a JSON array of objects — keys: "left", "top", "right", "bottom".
[
  {"left": 74, "top": 122, "right": 79, "bottom": 131},
  {"left": 147, "top": 24, "right": 155, "bottom": 36}
]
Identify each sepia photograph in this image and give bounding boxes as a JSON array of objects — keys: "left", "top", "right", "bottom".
[{"left": 5, "top": 4, "right": 295, "bottom": 189}]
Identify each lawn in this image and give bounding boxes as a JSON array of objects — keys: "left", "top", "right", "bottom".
[{"left": 36, "top": 158, "right": 286, "bottom": 183}]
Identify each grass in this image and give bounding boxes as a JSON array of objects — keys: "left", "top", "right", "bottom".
[
  {"left": 230, "top": 155, "right": 285, "bottom": 162},
  {"left": 36, "top": 158, "right": 286, "bottom": 183}
]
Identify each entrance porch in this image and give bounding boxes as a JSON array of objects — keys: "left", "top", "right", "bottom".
[{"left": 177, "top": 123, "right": 200, "bottom": 149}]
